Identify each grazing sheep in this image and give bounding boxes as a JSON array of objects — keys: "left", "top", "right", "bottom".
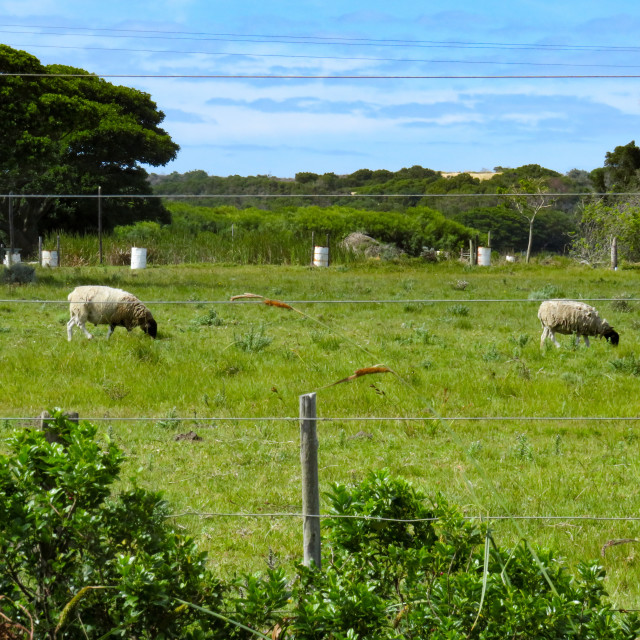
[
  {"left": 67, "top": 286, "right": 157, "bottom": 341},
  {"left": 538, "top": 300, "right": 618, "bottom": 348}
]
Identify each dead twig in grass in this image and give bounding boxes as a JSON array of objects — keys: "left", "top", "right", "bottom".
[
  {"left": 601, "top": 538, "right": 640, "bottom": 557},
  {"left": 321, "top": 366, "right": 393, "bottom": 389}
]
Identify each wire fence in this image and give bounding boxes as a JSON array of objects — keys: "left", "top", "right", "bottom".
[
  {"left": 165, "top": 511, "right": 640, "bottom": 524},
  {"left": 4, "top": 415, "right": 640, "bottom": 423},
  {"left": 0, "top": 297, "right": 638, "bottom": 305}
]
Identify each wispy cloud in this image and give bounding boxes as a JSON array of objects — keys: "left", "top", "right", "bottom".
[{"left": 4, "top": 1, "right": 640, "bottom": 175}]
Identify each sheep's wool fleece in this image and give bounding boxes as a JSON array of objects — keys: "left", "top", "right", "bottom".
[
  {"left": 68, "top": 286, "right": 149, "bottom": 329},
  {"left": 538, "top": 300, "right": 611, "bottom": 336}
]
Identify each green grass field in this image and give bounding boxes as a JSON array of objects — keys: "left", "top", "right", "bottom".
[{"left": 2, "top": 259, "right": 640, "bottom": 607}]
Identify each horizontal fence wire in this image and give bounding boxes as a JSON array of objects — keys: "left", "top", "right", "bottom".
[
  {"left": 8, "top": 73, "right": 640, "bottom": 79},
  {"left": 3, "top": 416, "right": 640, "bottom": 422},
  {"left": 0, "top": 298, "right": 638, "bottom": 305},
  {"left": 166, "top": 511, "right": 640, "bottom": 523}
]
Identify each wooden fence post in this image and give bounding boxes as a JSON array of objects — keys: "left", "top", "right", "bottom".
[
  {"left": 469, "top": 237, "right": 477, "bottom": 266},
  {"left": 310, "top": 231, "right": 315, "bottom": 266},
  {"left": 98, "top": 186, "right": 103, "bottom": 265},
  {"left": 300, "top": 392, "right": 321, "bottom": 569},
  {"left": 8, "top": 192, "right": 13, "bottom": 267},
  {"left": 611, "top": 237, "right": 618, "bottom": 270}
]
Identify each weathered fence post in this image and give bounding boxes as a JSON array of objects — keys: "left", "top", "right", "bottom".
[
  {"left": 611, "top": 237, "right": 618, "bottom": 270},
  {"left": 300, "top": 392, "right": 321, "bottom": 568},
  {"left": 8, "top": 192, "right": 14, "bottom": 267},
  {"left": 98, "top": 186, "right": 103, "bottom": 265},
  {"left": 469, "top": 237, "right": 477, "bottom": 266},
  {"left": 310, "top": 231, "right": 315, "bottom": 266}
]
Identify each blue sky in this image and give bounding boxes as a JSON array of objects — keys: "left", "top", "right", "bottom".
[{"left": 2, "top": 0, "right": 640, "bottom": 178}]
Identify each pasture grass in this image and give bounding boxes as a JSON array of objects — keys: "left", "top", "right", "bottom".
[{"left": 2, "top": 260, "right": 640, "bottom": 606}]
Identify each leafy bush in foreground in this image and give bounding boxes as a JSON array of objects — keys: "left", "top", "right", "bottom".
[
  {"left": 0, "top": 412, "right": 228, "bottom": 639},
  {"left": 0, "top": 415, "right": 637, "bottom": 639},
  {"left": 284, "top": 470, "right": 640, "bottom": 639}
]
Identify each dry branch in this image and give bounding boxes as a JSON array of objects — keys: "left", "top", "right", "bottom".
[
  {"left": 323, "top": 365, "right": 393, "bottom": 388},
  {"left": 601, "top": 538, "right": 640, "bottom": 557}
]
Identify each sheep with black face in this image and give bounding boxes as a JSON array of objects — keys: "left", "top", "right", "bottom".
[
  {"left": 538, "top": 300, "right": 618, "bottom": 348},
  {"left": 67, "top": 286, "right": 157, "bottom": 340}
]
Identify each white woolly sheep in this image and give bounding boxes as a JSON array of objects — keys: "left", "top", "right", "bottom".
[
  {"left": 538, "top": 300, "right": 619, "bottom": 348},
  {"left": 67, "top": 286, "right": 157, "bottom": 341}
]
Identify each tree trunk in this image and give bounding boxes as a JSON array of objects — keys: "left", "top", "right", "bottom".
[
  {"left": 526, "top": 220, "right": 534, "bottom": 263},
  {"left": 10, "top": 198, "right": 53, "bottom": 256}
]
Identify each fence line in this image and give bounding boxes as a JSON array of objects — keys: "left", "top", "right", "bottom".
[
  {"left": 166, "top": 511, "right": 640, "bottom": 523},
  {"left": 0, "top": 298, "right": 637, "bottom": 305},
  {"left": 2, "top": 415, "right": 640, "bottom": 423}
]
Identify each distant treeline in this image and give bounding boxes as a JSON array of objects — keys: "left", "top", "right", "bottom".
[
  {"left": 149, "top": 163, "right": 590, "bottom": 253},
  {"left": 149, "top": 163, "right": 592, "bottom": 212}
]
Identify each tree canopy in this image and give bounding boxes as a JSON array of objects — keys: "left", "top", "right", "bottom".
[
  {"left": 0, "top": 45, "right": 179, "bottom": 251},
  {"left": 591, "top": 140, "right": 640, "bottom": 192}
]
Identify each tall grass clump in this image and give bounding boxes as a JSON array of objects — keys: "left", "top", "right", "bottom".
[
  {"left": 528, "top": 283, "right": 565, "bottom": 300},
  {"left": 233, "top": 323, "right": 272, "bottom": 352},
  {"left": 610, "top": 354, "right": 640, "bottom": 376}
]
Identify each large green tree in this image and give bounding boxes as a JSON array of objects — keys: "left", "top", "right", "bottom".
[
  {"left": 0, "top": 45, "right": 179, "bottom": 253},
  {"left": 591, "top": 140, "right": 640, "bottom": 192}
]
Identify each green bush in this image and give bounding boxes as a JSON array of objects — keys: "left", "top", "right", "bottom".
[
  {"left": 1, "top": 262, "right": 36, "bottom": 284},
  {"left": 283, "top": 469, "right": 640, "bottom": 639},
  {"left": 0, "top": 411, "right": 227, "bottom": 639},
  {"left": 1, "top": 418, "right": 636, "bottom": 639}
]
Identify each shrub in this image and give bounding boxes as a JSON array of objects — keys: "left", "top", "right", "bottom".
[
  {"left": 0, "top": 411, "right": 226, "bottom": 639},
  {"left": 192, "top": 308, "right": 225, "bottom": 327},
  {"left": 612, "top": 293, "right": 636, "bottom": 312},
  {"left": 1, "top": 262, "right": 36, "bottom": 284},
  {"left": 2, "top": 418, "right": 637, "bottom": 639},
  {"left": 283, "top": 469, "right": 640, "bottom": 639}
]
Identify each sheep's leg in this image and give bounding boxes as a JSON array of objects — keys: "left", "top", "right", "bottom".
[
  {"left": 107, "top": 324, "right": 115, "bottom": 339},
  {"left": 583, "top": 335, "right": 590, "bottom": 347},
  {"left": 540, "top": 326, "right": 550, "bottom": 346},
  {"left": 76, "top": 319, "right": 93, "bottom": 340},
  {"left": 548, "top": 329, "right": 561, "bottom": 348},
  {"left": 67, "top": 316, "right": 92, "bottom": 340}
]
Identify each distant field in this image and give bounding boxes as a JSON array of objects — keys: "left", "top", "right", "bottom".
[
  {"left": 441, "top": 171, "right": 501, "bottom": 180},
  {"left": 1, "top": 260, "right": 640, "bottom": 607}
]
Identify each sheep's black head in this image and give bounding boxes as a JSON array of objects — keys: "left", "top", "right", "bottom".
[
  {"left": 143, "top": 318, "right": 158, "bottom": 339},
  {"left": 604, "top": 328, "right": 619, "bottom": 345}
]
